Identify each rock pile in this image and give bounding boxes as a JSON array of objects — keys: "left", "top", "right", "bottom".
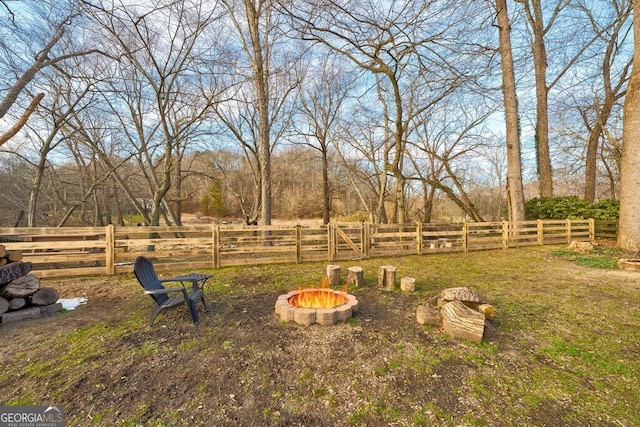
[{"left": 0, "top": 246, "right": 62, "bottom": 324}]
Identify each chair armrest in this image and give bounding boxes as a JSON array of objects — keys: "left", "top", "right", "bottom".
[
  {"left": 161, "top": 274, "right": 212, "bottom": 291},
  {"left": 144, "top": 286, "right": 186, "bottom": 295}
]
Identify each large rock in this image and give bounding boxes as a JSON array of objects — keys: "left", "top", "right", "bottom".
[
  {"left": 8, "top": 297, "right": 26, "bottom": 311},
  {"left": 0, "top": 261, "right": 32, "bottom": 286},
  {"left": 1, "top": 274, "right": 40, "bottom": 298},
  {"left": 31, "top": 288, "right": 59, "bottom": 306},
  {"left": 0, "top": 297, "right": 9, "bottom": 315}
]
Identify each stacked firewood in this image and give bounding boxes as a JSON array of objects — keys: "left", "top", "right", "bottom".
[
  {"left": 0, "top": 244, "right": 23, "bottom": 266},
  {"left": 0, "top": 245, "right": 61, "bottom": 323}
]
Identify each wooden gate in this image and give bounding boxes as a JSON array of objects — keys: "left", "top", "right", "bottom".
[{"left": 328, "top": 224, "right": 369, "bottom": 261}]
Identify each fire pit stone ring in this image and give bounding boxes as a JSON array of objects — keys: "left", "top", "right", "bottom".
[{"left": 275, "top": 289, "right": 359, "bottom": 326}]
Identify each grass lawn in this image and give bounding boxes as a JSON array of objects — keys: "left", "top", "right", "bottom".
[{"left": 1, "top": 245, "right": 639, "bottom": 426}]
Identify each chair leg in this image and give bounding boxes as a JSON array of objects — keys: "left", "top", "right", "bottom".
[
  {"left": 149, "top": 306, "right": 163, "bottom": 327},
  {"left": 200, "top": 295, "right": 208, "bottom": 312},
  {"left": 186, "top": 298, "right": 199, "bottom": 325}
]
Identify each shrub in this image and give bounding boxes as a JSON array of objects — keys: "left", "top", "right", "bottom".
[
  {"left": 524, "top": 196, "right": 619, "bottom": 221},
  {"left": 589, "top": 199, "right": 619, "bottom": 221}
]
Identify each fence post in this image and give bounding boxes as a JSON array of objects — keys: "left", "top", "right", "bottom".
[
  {"left": 566, "top": 219, "right": 572, "bottom": 244},
  {"left": 295, "top": 225, "right": 302, "bottom": 263},
  {"left": 105, "top": 224, "right": 115, "bottom": 275},
  {"left": 462, "top": 221, "right": 468, "bottom": 253},
  {"left": 212, "top": 224, "right": 220, "bottom": 268},
  {"left": 328, "top": 224, "right": 335, "bottom": 261},
  {"left": 363, "top": 222, "right": 371, "bottom": 259},
  {"left": 416, "top": 222, "right": 423, "bottom": 255},
  {"left": 537, "top": 219, "right": 544, "bottom": 245},
  {"left": 502, "top": 220, "right": 509, "bottom": 249},
  {"left": 589, "top": 218, "right": 595, "bottom": 241}
]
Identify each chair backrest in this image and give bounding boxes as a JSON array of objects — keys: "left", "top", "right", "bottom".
[{"left": 133, "top": 256, "right": 168, "bottom": 305}]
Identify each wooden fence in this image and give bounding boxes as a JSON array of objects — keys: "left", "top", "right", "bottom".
[{"left": 0, "top": 219, "right": 616, "bottom": 278}]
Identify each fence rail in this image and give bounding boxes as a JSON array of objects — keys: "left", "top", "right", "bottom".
[{"left": 0, "top": 219, "right": 615, "bottom": 278}]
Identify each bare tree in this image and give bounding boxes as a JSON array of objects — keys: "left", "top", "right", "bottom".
[
  {"left": 293, "top": 53, "right": 355, "bottom": 224},
  {"left": 0, "top": 2, "right": 101, "bottom": 146},
  {"left": 218, "top": 0, "right": 300, "bottom": 225},
  {"left": 282, "top": 0, "right": 486, "bottom": 223},
  {"left": 83, "top": 0, "right": 221, "bottom": 225},
  {"left": 495, "top": 0, "right": 526, "bottom": 223},
  {"left": 579, "top": 0, "right": 632, "bottom": 203}
]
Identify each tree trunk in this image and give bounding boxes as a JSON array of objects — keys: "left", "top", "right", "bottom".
[
  {"left": 322, "top": 148, "right": 330, "bottom": 225},
  {"left": 243, "top": 0, "right": 272, "bottom": 226},
  {"left": 618, "top": 1, "right": 640, "bottom": 251},
  {"left": 496, "top": 0, "right": 526, "bottom": 223},
  {"left": 529, "top": 0, "right": 553, "bottom": 198}
]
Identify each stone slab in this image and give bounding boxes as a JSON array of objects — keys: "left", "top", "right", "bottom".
[{"left": 1, "top": 306, "right": 42, "bottom": 323}]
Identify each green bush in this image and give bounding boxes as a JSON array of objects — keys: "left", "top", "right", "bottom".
[
  {"left": 590, "top": 199, "right": 619, "bottom": 221},
  {"left": 525, "top": 196, "right": 619, "bottom": 221}
]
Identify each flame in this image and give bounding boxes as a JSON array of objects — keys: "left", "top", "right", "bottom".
[{"left": 289, "top": 276, "right": 348, "bottom": 308}]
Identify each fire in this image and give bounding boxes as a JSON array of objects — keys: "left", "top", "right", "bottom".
[{"left": 288, "top": 277, "right": 348, "bottom": 309}]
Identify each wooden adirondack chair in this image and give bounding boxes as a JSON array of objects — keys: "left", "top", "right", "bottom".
[{"left": 133, "top": 256, "right": 212, "bottom": 326}]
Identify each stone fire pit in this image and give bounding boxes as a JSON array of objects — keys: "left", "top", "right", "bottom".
[{"left": 275, "top": 288, "right": 359, "bottom": 326}]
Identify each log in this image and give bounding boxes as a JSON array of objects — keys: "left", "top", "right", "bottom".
[
  {"left": 9, "top": 297, "right": 26, "bottom": 311},
  {"left": 416, "top": 304, "right": 442, "bottom": 326},
  {"left": 1, "top": 274, "right": 40, "bottom": 298},
  {"left": 400, "top": 277, "right": 415, "bottom": 292},
  {"left": 326, "top": 265, "right": 341, "bottom": 286},
  {"left": 0, "top": 244, "right": 6, "bottom": 258},
  {"left": 440, "top": 287, "right": 487, "bottom": 304},
  {"left": 0, "top": 261, "right": 32, "bottom": 286},
  {"left": 7, "top": 250, "right": 23, "bottom": 262},
  {"left": 0, "top": 296, "right": 9, "bottom": 315},
  {"left": 346, "top": 266, "right": 364, "bottom": 287},
  {"left": 441, "top": 300, "right": 485, "bottom": 343},
  {"left": 378, "top": 265, "right": 396, "bottom": 290},
  {"left": 464, "top": 302, "right": 495, "bottom": 320},
  {"left": 31, "top": 287, "right": 59, "bottom": 306}
]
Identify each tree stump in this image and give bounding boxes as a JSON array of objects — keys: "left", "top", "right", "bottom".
[
  {"left": 441, "top": 300, "right": 485, "bottom": 343},
  {"left": 346, "top": 266, "right": 364, "bottom": 287},
  {"left": 31, "top": 288, "right": 59, "bottom": 306},
  {"left": 400, "top": 277, "right": 415, "bottom": 292},
  {"left": 377, "top": 266, "right": 396, "bottom": 290},
  {"left": 326, "top": 265, "right": 341, "bottom": 286}
]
